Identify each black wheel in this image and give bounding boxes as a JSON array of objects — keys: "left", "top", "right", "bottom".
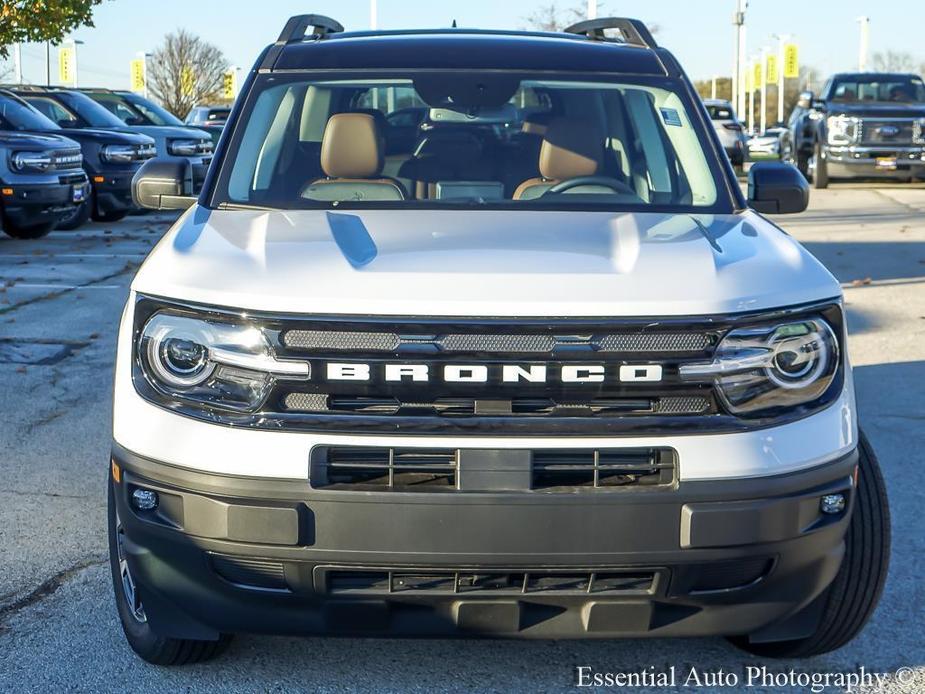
[
  {"left": 811, "top": 141, "right": 829, "bottom": 189},
  {"left": 56, "top": 200, "right": 92, "bottom": 231},
  {"left": 730, "top": 430, "right": 890, "bottom": 658},
  {"left": 1, "top": 218, "right": 56, "bottom": 239},
  {"left": 796, "top": 150, "right": 810, "bottom": 178},
  {"left": 92, "top": 207, "right": 129, "bottom": 223},
  {"left": 108, "top": 475, "right": 232, "bottom": 665}
]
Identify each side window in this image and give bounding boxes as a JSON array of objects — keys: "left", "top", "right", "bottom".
[{"left": 355, "top": 86, "right": 424, "bottom": 116}]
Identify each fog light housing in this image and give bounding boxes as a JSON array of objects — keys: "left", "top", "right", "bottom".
[
  {"left": 131, "top": 488, "right": 159, "bottom": 511},
  {"left": 820, "top": 493, "right": 846, "bottom": 515}
]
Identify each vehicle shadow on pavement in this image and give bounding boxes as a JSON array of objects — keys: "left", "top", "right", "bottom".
[{"left": 800, "top": 240, "right": 925, "bottom": 286}]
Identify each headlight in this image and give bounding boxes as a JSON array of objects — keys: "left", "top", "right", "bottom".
[
  {"left": 826, "top": 115, "right": 859, "bottom": 145},
  {"left": 10, "top": 151, "right": 53, "bottom": 172},
  {"left": 100, "top": 144, "right": 138, "bottom": 164},
  {"left": 139, "top": 313, "right": 307, "bottom": 411},
  {"left": 168, "top": 139, "right": 211, "bottom": 156},
  {"left": 679, "top": 317, "right": 840, "bottom": 415}
]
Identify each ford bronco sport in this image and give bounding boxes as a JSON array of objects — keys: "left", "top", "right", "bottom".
[{"left": 111, "top": 15, "right": 890, "bottom": 665}]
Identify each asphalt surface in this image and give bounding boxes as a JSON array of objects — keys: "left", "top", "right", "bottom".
[{"left": 0, "top": 190, "right": 923, "bottom": 693}]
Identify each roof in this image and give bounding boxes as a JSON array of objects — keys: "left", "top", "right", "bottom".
[
  {"left": 829, "top": 72, "right": 921, "bottom": 80},
  {"left": 270, "top": 31, "right": 670, "bottom": 76}
]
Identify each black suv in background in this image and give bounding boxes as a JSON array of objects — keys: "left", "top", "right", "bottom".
[
  {"left": 0, "top": 89, "right": 154, "bottom": 229},
  {"left": 0, "top": 126, "right": 87, "bottom": 239},
  {"left": 788, "top": 72, "right": 925, "bottom": 188},
  {"left": 11, "top": 86, "right": 214, "bottom": 195}
]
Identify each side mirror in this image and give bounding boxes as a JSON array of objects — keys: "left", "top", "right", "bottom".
[
  {"left": 796, "top": 91, "right": 814, "bottom": 109},
  {"left": 132, "top": 158, "right": 197, "bottom": 210},
  {"left": 747, "top": 161, "right": 809, "bottom": 214}
]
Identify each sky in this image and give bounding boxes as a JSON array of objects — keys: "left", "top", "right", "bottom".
[{"left": 3, "top": 0, "right": 923, "bottom": 92}]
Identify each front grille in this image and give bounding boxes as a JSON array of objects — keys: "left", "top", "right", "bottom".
[
  {"left": 325, "top": 569, "right": 656, "bottom": 595},
  {"left": 531, "top": 449, "right": 675, "bottom": 490},
  {"left": 284, "top": 393, "right": 712, "bottom": 416},
  {"left": 860, "top": 119, "right": 915, "bottom": 144},
  {"left": 210, "top": 555, "right": 288, "bottom": 591},
  {"left": 311, "top": 446, "right": 676, "bottom": 492},
  {"left": 282, "top": 329, "right": 714, "bottom": 354},
  {"left": 50, "top": 149, "right": 83, "bottom": 171}
]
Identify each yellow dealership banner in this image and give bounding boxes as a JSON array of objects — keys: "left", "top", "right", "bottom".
[
  {"left": 59, "top": 46, "right": 75, "bottom": 85},
  {"left": 766, "top": 54, "right": 779, "bottom": 84},
  {"left": 784, "top": 44, "right": 799, "bottom": 79},
  {"left": 753, "top": 62, "right": 763, "bottom": 89},
  {"left": 130, "top": 59, "right": 146, "bottom": 93},
  {"left": 180, "top": 65, "right": 195, "bottom": 97},
  {"left": 222, "top": 70, "right": 236, "bottom": 100}
]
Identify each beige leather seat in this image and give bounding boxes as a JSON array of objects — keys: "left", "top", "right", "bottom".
[
  {"left": 513, "top": 117, "right": 605, "bottom": 200},
  {"left": 302, "top": 113, "right": 405, "bottom": 202}
]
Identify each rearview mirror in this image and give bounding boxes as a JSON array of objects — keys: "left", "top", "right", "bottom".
[
  {"left": 747, "top": 161, "right": 809, "bottom": 214},
  {"left": 132, "top": 158, "right": 197, "bottom": 210},
  {"left": 796, "top": 91, "right": 814, "bottom": 109}
]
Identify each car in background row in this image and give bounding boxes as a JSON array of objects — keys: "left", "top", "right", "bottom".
[
  {"left": 747, "top": 126, "right": 793, "bottom": 161},
  {"left": 0, "top": 126, "right": 87, "bottom": 238},
  {"left": 10, "top": 86, "right": 215, "bottom": 193},
  {"left": 788, "top": 72, "right": 925, "bottom": 188},
  {"left": 184, "top": 105, "right": 230, "bottom": 145},
  {"left": 0, "top": 89, "right": 146, "bottom": 231},
  {"left": 703, "top": 98, "right": 747, "bottom": 168}
]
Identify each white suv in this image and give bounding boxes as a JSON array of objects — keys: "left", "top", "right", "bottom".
[{"left": 110, "top": 15, "right": 889, "bottom": 665}]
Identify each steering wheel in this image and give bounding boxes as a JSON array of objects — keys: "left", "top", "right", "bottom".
[{"left": 542, "top": 176, "right": 636, "bottom": 197}]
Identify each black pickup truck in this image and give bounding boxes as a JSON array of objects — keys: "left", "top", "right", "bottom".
[{"left": 788, "top": 72, "right": 925, "bottom": 188}]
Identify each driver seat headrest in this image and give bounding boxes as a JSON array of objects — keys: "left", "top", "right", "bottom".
[
  {"left": 538, "top": 117, "right": 603, "bottom": 180},
  {"left": 320, "top": 113, "right": 384, "bottom": 178}
]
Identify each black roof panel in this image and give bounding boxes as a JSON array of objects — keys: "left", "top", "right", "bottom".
[{"left": 272, "top": 32, "right": 669, "bottom": 75}]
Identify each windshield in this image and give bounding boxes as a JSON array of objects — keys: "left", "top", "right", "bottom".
[
  {"left": 121, "top": 93, "right": 184, "bottom": 126},
  {"left": 217, "top": 72, "right": 724, "bottom": 211},
  {"left": 54, "top": 91, "right": 128, "bottom": 128},
  {"left": 830, "top": 76, "right": 925, "bottom": 103},
  {"left": 0, "top": 94, "right": 59, "bottom": 131}
]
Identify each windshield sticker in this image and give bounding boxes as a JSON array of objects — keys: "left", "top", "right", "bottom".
[{"left": 660, "top": 108, "right": 683, "bottom": 127}]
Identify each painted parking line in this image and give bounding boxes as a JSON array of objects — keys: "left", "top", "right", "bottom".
[
  {"left": 0, "top": 253, "right": 146, "bottom": 259},
  {"left": 6, "top": 283, "right": 125, "bottom": 290}
]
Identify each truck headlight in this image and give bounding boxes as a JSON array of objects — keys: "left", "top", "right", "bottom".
[
  {"left": 679, "top": 317, "right": 840, "bottom": 415},
  {"left": 913, "top": 118, "right": 925, "bottom": 145},
  {"left": 827, "top": 115, "right": 859, "bottom": 145},
  {"left": 168, "top": 139, "right": 211, "bottom": 156},
  {"left": 138, "top": 313, "right": 307, "bottom": 411},
  {"left": 100, "top": 144, "right": 138, "bottom": 164},
  {"left": 10, "top": 151, "right": 53, "bottom": 172}
]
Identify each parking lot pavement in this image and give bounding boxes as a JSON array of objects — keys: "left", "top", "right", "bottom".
[{"left": 0, "top": 194, "right": 923, "bottom": 693}]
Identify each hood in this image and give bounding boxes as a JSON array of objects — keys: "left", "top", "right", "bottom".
[
  {"left": 125, "top": 125, "right": 211, "bottom": 141},
  {"left": 132, "top": 207, "right": 841, "bottom": 318},
  {"left": 57, "top": 127, "right": 154, "bottom": 146},
  {"left": 0, "top": 130, "right": 81, "bottom": 149},
  {"left": 826, "top": 101, "right": 925, "bottom": 118}
]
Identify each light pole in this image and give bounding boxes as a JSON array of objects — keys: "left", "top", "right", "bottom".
[
  {"left": 12, "top": 44, "right": 22, "bottom": 83},
  {"left": 733, "top": 0, "right": 748, "bottom": 120},
  {"left": 759, "top": 47, "right": 768, "bottom": 134},
  {"left": 711, "top": 75, "right": 717, "bottom": 100},
  {"left": 137, "top": 51, "right": 152, "bottom": 98},
  {"left": 67, "top": 38, "right": 84, "bottom": 87},
  {"left": 588, "top": 0, "right": 597, "bottom": 20},
  {"left": 370, "top": 0, "right": 378, "bottom": 30},
  {"left": 856, "top": 17, "right": 870, "bottom": 71}
]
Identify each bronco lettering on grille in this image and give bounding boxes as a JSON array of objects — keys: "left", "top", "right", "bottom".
[{"left": 324, "top": 363, "right": 664, "bottom": 384}]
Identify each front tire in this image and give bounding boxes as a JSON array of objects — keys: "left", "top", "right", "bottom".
[
  {"left": 1, "top": 218, "right": 56, "bottom": 239},
  {"left": 730, "top": 430, "right": 890, "bottom": 658},
  {"left": 92, "top": 207, "right": 129, "bottom": 224},
  {"left": 108, "top": 474, "right": 232, "bottom": 665},
  {"left": 56, "top": 200, "right": 92, "bottom": 231},
  {"left": 811, "top": 141, "right": 829, "bottom": 189}
]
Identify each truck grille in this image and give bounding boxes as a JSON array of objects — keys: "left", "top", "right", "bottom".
[
  {"left": 311, "top": 446, "right": 677, "bottom": 492},
  {"left": 859, "top": 119, "right": 915, "bottom": 145},
  {"left": 50, "top": 149, "right": 83, "bottom": 171}
]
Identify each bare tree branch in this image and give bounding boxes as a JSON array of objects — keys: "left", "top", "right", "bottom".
[{"left": 148, "top": 28, "right": 228, "bottom": 118}]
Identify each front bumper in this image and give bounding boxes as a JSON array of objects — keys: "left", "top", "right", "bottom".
[
  {"left": 825, "top": 144, "right": 925, "bottom": 177},
  {"left": 1, "top": 179, "right": 89, "bottom": 227},
  {"left": 90, "top": 170, "right": 137, "bottom": 215},
  {"left": 112, "top": 442, "right": 856, "bottom": 640}
]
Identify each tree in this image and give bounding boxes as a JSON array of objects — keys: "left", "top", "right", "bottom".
[
  {"left": 148, "top": 29, "right": 228, "bottom": 118},
  {"left": 523, "top": 3, "right": 659, "bottom": 35},
  {"left": 872, "top": 51, "right": 918, "bottom": 73},
  {"left": 0, "top": 0, "right": 102, "bottom": 58}
]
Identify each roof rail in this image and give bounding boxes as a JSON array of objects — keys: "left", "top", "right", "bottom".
[
  {"left": 564, "top": 17, "right": 658, "bottom": 49},
  {"left": 275, "top": 14, "right": 344, "bottom": 44}
]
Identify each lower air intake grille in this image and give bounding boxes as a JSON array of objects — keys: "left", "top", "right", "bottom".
[
  {"left": 210, "top": 555, "right": 288, "bottom": 591},
  {"left": 314, "top": 447, "right": 458, "bottom": 491},
  {"left": 326, "top": 569, "right": 656, "bottom": 595},
  {"left": 531, "top": 449, "right": 676, "bottom": 490}
]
